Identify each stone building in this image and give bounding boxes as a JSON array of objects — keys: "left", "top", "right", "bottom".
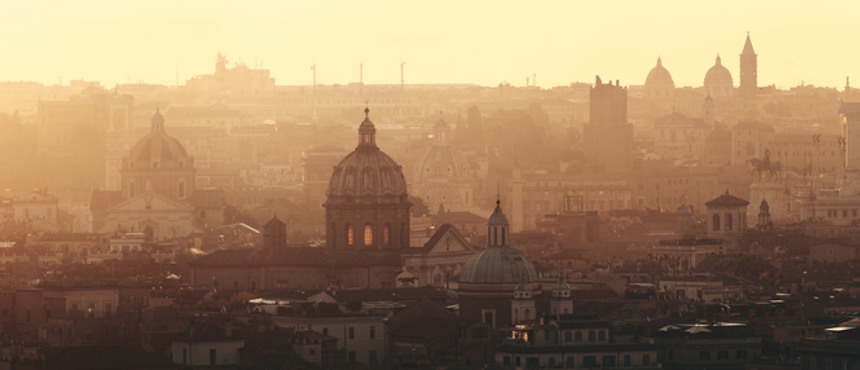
[
  {"left": 705, "top": 191, "right": 749, "bottom": 249},
  {"left": 324, "top": 108, "right": 411, "bottom": 250},
  {"left": 458, "top": 200, "right": 541, "bottom": 329},
  {"left": 411, "top": 115, "right": 475, "bottom": 214},
  {"left": 91, "top": 111, "right": 225, "bottom": 240},
  {"left": 583, "top": 76, "right": 633, "bottom": 174}
]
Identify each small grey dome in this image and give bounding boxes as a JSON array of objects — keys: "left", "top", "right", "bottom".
[
  {"left": 552, "top": 276, "right": 571, "bottom": 291},
  {"left": 459, "top": 246, "right": 538, "bottom": 284}
]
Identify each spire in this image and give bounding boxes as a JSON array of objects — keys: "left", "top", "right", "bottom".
[
  {"left": 715, "top": 54, "right": 722, "bottom": 66},
  {"left": 657, "top": 56, "right": 662, "bottom": 67},
  {"left": 742, "top": 32, "right": 756, "bottom": 55}
]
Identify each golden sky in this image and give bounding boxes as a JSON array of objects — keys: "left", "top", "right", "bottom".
[{"left": 1, "top": 0, "right": 857, "bottom": 89}]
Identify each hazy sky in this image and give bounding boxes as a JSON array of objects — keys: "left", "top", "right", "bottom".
[{"left": 1, "top": 1, "right": 858, "bottom": 89}]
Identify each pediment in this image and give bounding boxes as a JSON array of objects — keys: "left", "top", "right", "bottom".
[{"left": 107, "top": 191, "right": 193, "bottom": 213}]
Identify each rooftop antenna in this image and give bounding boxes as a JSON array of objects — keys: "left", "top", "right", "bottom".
[
  {"left": 311, "top": 63, "right": 317, "bottom": 90},
  {"left": 400, "top": 60, "right": 406, "bottom": 92}
]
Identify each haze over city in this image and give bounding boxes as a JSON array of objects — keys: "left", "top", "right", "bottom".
[
  {"left": 4, "top": 2, "right": 860, "bottom": 370},
  {"left": 2, "top": 0, "right": 859, "bottom": 88}
]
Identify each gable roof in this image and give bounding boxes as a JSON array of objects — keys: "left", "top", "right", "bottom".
[
  {"left": 705, "top": 191, "right": 749, "bottom": 208},
  {"left": 420, "top": 224, "right": 478, "bottom": 254}
]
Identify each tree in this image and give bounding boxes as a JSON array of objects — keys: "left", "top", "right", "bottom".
[{"left": 409, "top": 196, "right": 431, "bottom": 217}]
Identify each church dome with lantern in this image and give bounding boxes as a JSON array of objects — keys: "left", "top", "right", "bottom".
[
  {"left": 324, "top": 108, "right": 412, "bottom": 250},
  {"left": 458, "top": 200, "right": 538, "bottom": 286},
  {"left": 126, "top": 110, "right": 193, "bottom": 170},
  {"left": 411, "top": 115, "right": 473, "bottom": 212}
]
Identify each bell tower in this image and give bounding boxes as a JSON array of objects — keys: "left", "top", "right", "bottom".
[{"left": 740, "top": 32, "right": 758, "bottom": 99}]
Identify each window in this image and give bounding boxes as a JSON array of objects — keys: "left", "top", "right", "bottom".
[
  {"left": 369, "top": 350, "right": 377, "bottom": 363},
  {"left": 602, "top": 355, "right": 616, "bottom": 368},
  {"left": 549, "top": 357, "right": 556, "bottom": 368},
  {"left": 364, "top": 225, "right": 373, "bottom": 246},
  {"left": 736, "top": 350, "right": 747, "bottom": 360},
  {"left": 588, "top": 330, "right": 596, "bottom": 342},
  {"left": 699, "top": 351, "right": 711, "bottom": 361},
  {"left": 566, "top": 356, "right": 575, "bottom": 368},
  {"left": 624, "top": 354, "right": 631, "bottom": 367},
  {"left": 88, "top": 304, "right": 95, "bottom": 318},
  {"left": 516, "top": 357, "right": 521, "bottom": 367},
  {"left": 717, "top": 350, "right": 728, "bottom": 360},
  {"left": 564, "top": 331, "right": 572, "bottom": 342},
  {"left": 484, "top": 311, "right": 494, "bottom": 327},
  {"left": 309, "top": 348, "right": 316, "bottom": 356},
  {"left": 347, "top": 225, "right": 354, "bottom": 246},
  {"left": 598, "top": 330, "right": 606, "bottom": 341},
  {"left": 348, "top": 351, "right": 356, "bottom": 363},
  {"left": 370, "top": 326, "right": 375, "bottom": 339},
  {"left": 349, "top": 327, "right": 355, "bottom": 340},
  {"left": 713, "top": 214, "right": 720, "bottom": 231},
  {"left": 575, "top": 331, "right": 582, "bottom": 342},
  {"left": 209, "top": 349, "right": 217, "bottom": 366},
  {"left": 643, "top": 354, "right": 650, "bottom": 366},
  {"left": 726, "top": 214, "right": 733, "bottom": 231},
  {"left": 504, "top": 357, "right": 511, "bottom": 366},
  {"left": 384, "top": 225, "right": 391, "bottom": 246},
  {"left": 583, "top": 356, "right": 597, "bottom": 367},
  {"left": 322, "top": 327, "right": 328, "bottom": 335}
]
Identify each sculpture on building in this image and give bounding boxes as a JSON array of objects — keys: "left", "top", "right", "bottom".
[{"left": 750, "top": 149, "right": 781, "bottom": 181}]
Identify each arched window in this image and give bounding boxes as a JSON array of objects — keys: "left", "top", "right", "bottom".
[
  {"left": 384, "top": 225, "right": 391, "bottom": 246},
  {"left": 726, "top": 214, "right": 733, "bottom": 231},
  {"left": 347, "top": 225, "right": 354, "bottom": 246},
  {"left": 501, "top": 227, "right": 506, "bottom": 245},
  {"left": 364, "top": 225, "right": 373, "bottom": 246},
  {"left": 588, "top": 330, "right": 596, "bottom": 342},
  {"left": 564, "top": 332, "right": 573, "bottom": 342},
  {"left": 712, "top": 214, "right": 721, "bottom": 231},
  {"left": 598, "top": 330, "right": 606, "bottom": 341},
  {"left": 575, "top": 331, "right": 582, "bottom": 342}
]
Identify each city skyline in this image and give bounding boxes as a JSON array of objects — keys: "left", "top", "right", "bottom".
[{"left": 1, "top": 0, "right": 859, "bottom": 89}]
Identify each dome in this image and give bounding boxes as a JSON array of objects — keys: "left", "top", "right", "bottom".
[
  {"left": 459, "top": 245, "right": 539, "bottom": 284},
  {"left": 327, "top": 108, "right": 409, "bottom": 200},
  {"left": 126, "top": 111, "right": 192, "bottom": 168},
  {"left": 704, "top": 55, "right": 733, "bottom": 86},
  {"left": 459, "top": 200, "right": 537, "bottom": 285},
  {"left": 645, "top": 57, "right": 674, "bottom": 87}
]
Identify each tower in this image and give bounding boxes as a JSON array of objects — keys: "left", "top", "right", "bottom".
[
  {"left": 550, "top": 275, "right": 573, "bottom": 315},
  {"left": 582, "top": 76, "right": 632, "bottom": 174},
  {"left": 264, "top": 216, "right": 287, "bottom": 256},
  {"left": 740, "top": 33, "right": 758, "bottom": 99}
]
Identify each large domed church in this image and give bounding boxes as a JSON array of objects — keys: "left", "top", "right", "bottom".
[
  {"left": 325, "top": 108, "right": 412, "bottom": 250},
  {"left": 92, "top": 111, "right": 225, "bottom": 240},
  {"left": 411, "top": 115, "right": 474, "bottom": 214}
]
